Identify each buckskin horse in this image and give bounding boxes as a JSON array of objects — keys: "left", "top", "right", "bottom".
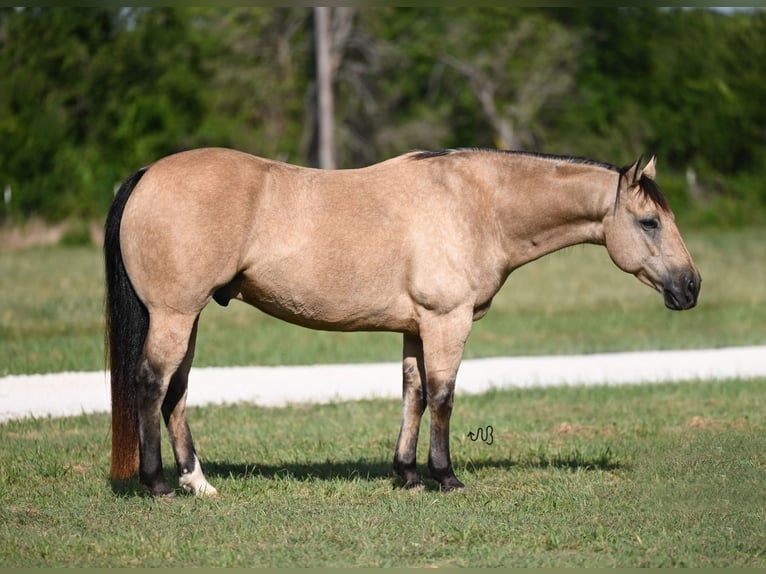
[{"left": 104, "top": 147, "right": 700, "bottom": 497}]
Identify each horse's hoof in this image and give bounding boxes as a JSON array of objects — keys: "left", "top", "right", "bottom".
[
  {"left": 153, "top": 489, "right": 177, "bottom": 500},
  {"left": 147, "top": 481, "right": 176, "bottom": 499},
  {"left": 180, "top": 477, "right": 219, "bottom": 497},
  {"left": 403, "top": 479, "right": 425, "bottom": 492},
  {"left": 441, "top": 483, "right": 465, "bottom": 493},
  {"left": 182, "top": 482, "right": 219, "bottom": 497},
  {"left": 195, "top": 483, "right": 218, "bottom": 497},
  {"left": 439, "top": 476, "right": 465, "bottom": 492},
  {"left": 179, "top": 461, "right": 219, "bottom": 497}
]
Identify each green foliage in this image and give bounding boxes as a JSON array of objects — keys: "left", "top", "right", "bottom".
[
  {"left": 0, "top": 8, "right": 210, "bottom": 220},
  {"left": 0, "top": 8, "right": 765, "bottom": 225},
  {"left": 59, "top": 219, "right": 92, "bottom": 247}
]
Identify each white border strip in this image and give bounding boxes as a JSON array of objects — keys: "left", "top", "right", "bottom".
[{"left": 1, "top": 346, "right": 764, "bottom": 422}]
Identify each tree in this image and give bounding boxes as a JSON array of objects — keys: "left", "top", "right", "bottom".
[
  {"left": 441, "top": 15, "right": 579, "bottom": 150},
  {"left": 0, "top": 7, "right": 764, "bottom": 223},
  {"left": 314, "top": 7, "right": 335, "bottom": 169},
  {"left": 187, "top": 8, "right": 310, "bottom": 163},
  {"left": 0, "top": 8, "right": 119, "bottom": 218}
]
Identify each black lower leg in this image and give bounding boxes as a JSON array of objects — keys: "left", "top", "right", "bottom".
[
  {"left": 395, "top": 335, "right": 428, "bottom": 490},
  {"left": 428, "top": 383, "right": 464, "bottom": 492},
  {"left": 428, "top": 457, "right": 464, "bottom": 491},
  {"left": 136, "top": 358, "right": 173, "bottom": 497},
  {"left": 428, "top": 435, "right": 464, "bottom": 492},
  {"left": 161, "top": 381, "right": 197, "bottom": 479},
  {"left": 138, "top": 436, "right": 174, "bottom": 497},
  {"left": 393, "top": 449, "right": 423, "bottom": 489}
]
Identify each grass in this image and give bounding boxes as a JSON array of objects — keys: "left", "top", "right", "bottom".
[
  {"left": 1, "top": 227, "right": 766, "bottom": 375},
  {"left": 1, "top": 227, "right": 764, "bottom": 566},
  {"left": 0, "top": 378, "right": 763, "bottom": 567}
]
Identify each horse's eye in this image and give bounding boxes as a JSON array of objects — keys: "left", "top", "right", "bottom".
[{"left": 640, "top": 217, "right": 660, "bottom": 231}]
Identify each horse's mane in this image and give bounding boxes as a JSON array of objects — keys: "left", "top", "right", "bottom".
[
  {"left": 410, "top": 147, "right": 669, "bottom": 210},
  {"left": 618, "top": 160, "right": 669, "bottom": 211},
  {"left": 410, "top": 147, "right": 618, "bottom": 171}
]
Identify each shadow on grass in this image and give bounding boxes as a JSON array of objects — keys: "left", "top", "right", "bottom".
[
  {"left": 109, "top": 450, "right": 622, "bottom": 496},
  {"left": 110, "top": 476, "right": 151, "bottom": 498},
  {"left": 203, "top": 449, "right": 622, "bottom": 489},
  {"left": 204, "top": 458, "right": 393, "bottom": 484}
]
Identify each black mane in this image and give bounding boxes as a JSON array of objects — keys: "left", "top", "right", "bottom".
[
  {"left": 411, "top": 147, "right": 669, "bottom": 210},
  {"left": 410, "top": 147, "right": 620, "bottom": 172},
  {"left": 618, "top": 161, "right": 669, "bottom": 211}
]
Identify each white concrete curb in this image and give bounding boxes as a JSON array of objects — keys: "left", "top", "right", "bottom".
[{"left": 1, "top": 346, "right": 764, "bottom": 423}]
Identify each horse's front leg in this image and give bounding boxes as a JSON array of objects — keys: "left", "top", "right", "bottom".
[
  {"left": 420, "top": 308, "right": 473, "bottom": 491},
  {"left": 393, "top": 333, "right": 428, "bottom": 489}
]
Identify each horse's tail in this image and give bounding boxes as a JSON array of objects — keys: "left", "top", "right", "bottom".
[{"left": 104, "top": 167, "right": 149, "bottom": 480}]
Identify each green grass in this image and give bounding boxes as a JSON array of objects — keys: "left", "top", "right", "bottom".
[
  {"left": 1, "top": 227, "right": 765, "bottom": 375},
  {"left": 1, "top": 227, "right": 764, "bottom": 566},
  {"left": 1, "top": 378, "right": 763, "bottom": 567}
]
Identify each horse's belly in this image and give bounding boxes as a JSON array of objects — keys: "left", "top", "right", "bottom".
[{"left": 236, "top": 276, "right": 417, "bottom": 334}]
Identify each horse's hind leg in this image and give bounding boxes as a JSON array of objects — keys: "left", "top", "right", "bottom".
[
  {"left": 137, "top": 311, "right": 198, "bottom": 497},
  {"left": 161, "top": 317, "right": 217, "bottom": 497},
  {"left": 393, "top": 333, "right": 428, "bottom": 489}
]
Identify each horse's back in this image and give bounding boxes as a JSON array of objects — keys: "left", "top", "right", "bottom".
[
  {"left": 118, "top": 147, "right": 497, "bottom": 331},
  {"left": 119, "top": 149, "right": 418, "bottom": 327}
]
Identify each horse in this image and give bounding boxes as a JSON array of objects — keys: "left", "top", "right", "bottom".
[{"left": 104, "top": 147, "right": 701, "bottom": 497}]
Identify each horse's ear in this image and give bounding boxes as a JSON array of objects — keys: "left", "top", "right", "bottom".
[
  {"left": 623, "top": 157, "right": 643, "bottom": 187},
  {"left": 642, "top": 155, "right": 657, "bottom": 181}
]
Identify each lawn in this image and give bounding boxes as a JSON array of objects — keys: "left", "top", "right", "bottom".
[
  {"left": 0, "top": 378, "right": 763, "bottom": 567},
  {"left": 0, "top": 226, "right": 764, "bottom": 566},
  {"left": 1, "top": 227, "right": 765, "bottom": 375}
]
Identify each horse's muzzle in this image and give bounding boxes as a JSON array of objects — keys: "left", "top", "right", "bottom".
[{"left": 663, "top": 270, "right": 701, "bottom": 310}]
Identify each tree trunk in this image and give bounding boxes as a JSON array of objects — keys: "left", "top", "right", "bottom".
[{"left": 314, "top": 7, "right": 336, "bottom": 169}]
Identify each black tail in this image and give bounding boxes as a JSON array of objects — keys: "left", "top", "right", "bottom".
[{"left": 104, "top": 167, "right": 149, "bottom": 480}]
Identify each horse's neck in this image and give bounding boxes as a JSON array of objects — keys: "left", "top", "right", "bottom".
[{"left": 492, "top": 160, "right": 616, "bottom": 270}]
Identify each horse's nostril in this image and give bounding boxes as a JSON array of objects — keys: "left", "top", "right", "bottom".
[{"left": 685, "top": 274, "right": 700, "bottom": 301}]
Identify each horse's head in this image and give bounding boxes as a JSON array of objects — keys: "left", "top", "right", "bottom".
[{"left": 603, "top": 156, "right": 701, "bottom": 310}]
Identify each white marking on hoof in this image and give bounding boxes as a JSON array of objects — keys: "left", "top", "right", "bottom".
[{"left": 179, "top": 456, "right": 218, "bottom": 497}]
